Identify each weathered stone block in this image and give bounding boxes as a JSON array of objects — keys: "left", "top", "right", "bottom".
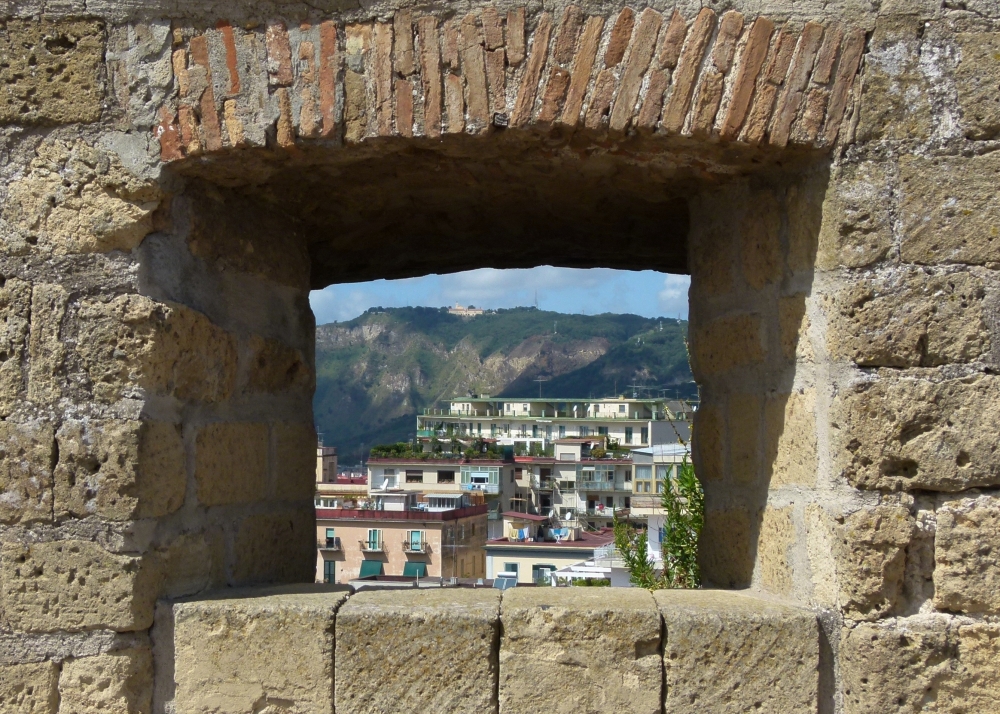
[
  {"left": 58, "top": 648, "right": 152, "bottom": 714},
  {"left": 244, "top": 335, "right": 312, "bottom": 394},
  {"left": 0, "top": 278, "right": 31, "bottom": 416},
  {"left": 778, "top": 294, "right": 812, "bottom": 363},
  {"left": 0, "top": 421, "right": 54, "bottom": 525},
  {"left": 690, "top": 313, "right": 764, "bottom": 377},
  {"left": 766, "top": 389, "right": 817, "bottom": 487},
  {"left": 75, "top": 295, "right": 237, "bottom": 404},
  {"left": 274, "top": 422, "right": 318, "bottom": 501},
  {"left": 27, "top": 284, "right": 67, "bottom": 405},
  {"left": 729, "top": 392, "right": 762, "bottom": 485},
  {"left": 900, "top": 153, "right": 1000, "bottom": 266},
  {"left": 956, "top": 33, "right": 1000, "bottom": 140},
  {"left": 935, "top": 495, "right": 1000, "bottom": 614},
  {"left": 0, "top": 541, "right": 157, "bottom": 633},
  {"left": 827, "top": 268, "right": 989, "bottom": 367},
  {"left": 856, "top": 16, "right": 933, "bottom": 142},
  {"left": 0, "top": 20, "right": 105, "bottom": 125},
  {"left": 54, "top": 419, "right": 185, "bottom": 521},
  {"left": 0, "top": 661, "right": 58, "bottom": 713},
  {"left": 195, "top": 422, "right": 268, "bottom": 506},
  {"left": 173, "top": 585, "right": 348, "bottom": 714},
  {"left": 337, "top": 589, "right": 499, "bottom": 714},
  {"left": 833, "top": 372, "right": 1000, "bottom": 491},
  {"left": 232, "top": 509, "right": 315, "bottom": 585},
  {"left": 834, "top": 505, "right": 913, "bottom": 620},
  {"left": 817, "top": 161, "right": 893, "bottom": 269},
  {"left": 740, "top": 190, "right": 782, "bottom": 290},
  {"left": 700, "top": 507, "right": 755, "bottom": 588},
  {"left": 499, "top": 588, "right": 661, "bottom": 714},
  {"left": 656, "top": 589, "right": 818, "bottom": 713},
  {"left": 842, "top": 618, "right": 1000, "bottom": 713},
  {"left": 692, "top": 403, "right": 723, "bottom": 483},
  {"left": 3, "top": 141, "right": 161, "bottom": 255},
  {"left": 757, "top": 505, "right": 795, "bottom": 595},
  {"left": 154, "top": 531, "right": 227, "bottom": 600}
]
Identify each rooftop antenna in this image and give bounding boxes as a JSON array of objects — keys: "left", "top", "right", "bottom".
[
  {"left": 627, "top": 382, "right": 644, "bottom": 399},
  {"left": 534, "top": 376, "right": 549, "bottom": 398}
]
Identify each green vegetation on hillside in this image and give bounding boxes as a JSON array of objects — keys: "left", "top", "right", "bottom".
[{"left": 314, "top": 307, "right": 694, "bottom": 465}]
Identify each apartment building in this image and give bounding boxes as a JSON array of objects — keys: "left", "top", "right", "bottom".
[
  {"left": 416, "top": 396, "right": 692, "bottom": 452},
  {"left": 315, "top": 492, "right": 488, "bottom": 584},
  {"left": 314, "top": 445, "right": 368, "bottom": 508}
]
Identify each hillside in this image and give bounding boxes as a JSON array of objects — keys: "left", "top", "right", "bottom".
[{"left": 314, "top": 307, "right": 695, "bottom": 465}]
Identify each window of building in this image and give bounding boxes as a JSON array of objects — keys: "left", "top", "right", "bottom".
[
  {"left": 559, "top": 452, "right": 574, "bottom": 461},
  {"left": 641, "top": 427, "right": 648, "bottom": 444},
  {"left": 438, "top": 470, "right": 455, "bottom": 483},
  {"left": 580, "top": 426, "right": 590, "bottom": 437},
  {"left": 532, "top": 564, "right": 556, "bottom": 584},
  {"left": 503, "top": 563, "right": 519, "bottom": 578},
  {"left": 522, "top": 403, "right": 529, "bottom": 411},
  {"left": 325, "top": 527, "right": 335, "bottom": 546},
  {"left": 477, "top": 422, "right": 482, "bottom": 435},
  {"left": 559, "top": 425, "right": 566, "bottom": 438},
  {"left": 532, "top": 424, "right": 538, "bottom": 438},
  {"left": 366, "top": 529, "right": 382, "bottom": 550},
  {"left": 619, "top": 404, "right": 626, "bottom": 413},
  {"left": 656, "top": 480, "right": 665, "bottom": 494},
  {"left": 635, "top": 465, "right": 652, "bottom": 480},
  {"left": 546, "top": 425, "right": 552, "bottom": 438},
  {"left": 513, "top": 468, "right": 520, "bottom": 483},
  {"left": 625, "top": 427, "right": 633, "bottom": 443},
  {"left": 624, "top": 497, "right": 631, "bottom": 508},
  {"left": 407, "top": 530, "right": 423, "bottom": 550},
  {"left": 323, "top": 559, "right": 335, "bottom": 584},
  {"left": 406, "top": 470, "right": 423, "bottom": 483},
  {"left": 624, "top": 469, "right": 632, "bottom": 482},
  {"left": 598, "top": 426, "right": 608, "bottom": 436}
]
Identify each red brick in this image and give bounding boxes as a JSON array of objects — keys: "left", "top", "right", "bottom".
[
  {"left": 769, "top": 22, "right": 825, "bottom": 147},
  {"left": 583, "top": 68, "right": 616, "bottom": 129},
  {"left": 537, "top": 67, "right": 571, "bottom": 125},
  {"left": 394, "top": 10, "right": 415, "bottom": 76},
  {"left": 189, "top": 35, "right": 222, "bottom": 152},
  {"left": 443, "top": 19, "right": 461, "bottom": 70},
  {"left": 319, "top": 20, "right": 339, "bottom": 138},
  {"left": 265, "top": 20, "right": 294, "bottom": 86},
  {"left": 764, "top": 24, "right": 798, "bottom": 84},
  {"left": 395, "top": 78, "right": 414, "bottom": 137},
  {"left": 299, "top": 40, "right": 316, "bottom": 85},
  {"left": 445, "top": 72, "right": 465, "bottom": 134},
  {"left": 741, "top": 83, "right": 778, "bottom": 143},
  {"left": 690, "top": 68, "right": 724, "bottom": 135},
  {"left": 374, "top": 22, "right": 394, "bottom": 136},
  {"left": 560, "top": 15, "right": 604, "bottom": 127},
  {"left": 712, "top": 11, "right": 744, "bottom": 72},
  {"left": 604, "top": 7, "right": 635, "bottom": 67},
  {"left": 298, "top": 89, "right": 319, "bottom": 137},
  {"left": 217, "top": 21, "right": 241, "bottom": 95},
  {"left": 482, "top": 6, "right": 504, "bottom": 50},
  {"left": 822, "top": 27, "right": 865, "bottom": 144},
  {"left": 554, "top": 5, "right": 585, "bottom": 66},
  {"left": 507, "top": 8, "right": 526, "bottom": 65},
  {"left": 461, "top": 14, "right": 490, "bottom": 131},
  {"left": 658, "top": 9, "right": 687, "bottom": 69},
  {"left": 156, "top": 107, "right": 183, "bottom": 161},
  {"left": 793, "top": 86, "right": 829, "bottom": 143},
  {"left": 718, "top": 17, "right": 774, "bottom": 140},
  {"left": 661, "top": 7, "right": 716, "bottom": 134},
  {"left": 486, "top": 48, "right": 507, "bottom": 114},
  {"left": 812, "top": 23, "right": 843, "bottom": 85},
  {"left": 609, "top": 7, "right": 662, "bottom": 133},
  {"left": 417, "top": 16, "right": 443, "bottom": 138},
  {"left": 510, "top": 11, "right": 553, "bottom": 127},
  {"left": 276, "top": 87, "right": 295, "bottom": 147},
  {"left": 740, "top": 23, "right": 796, "bottom": 144},
  {"left": 636, "top": 69, "right": 669, "bottom": 129}
]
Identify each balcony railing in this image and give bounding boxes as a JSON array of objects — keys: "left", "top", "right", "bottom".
[
  {"left": 403, "top": 541, "right": 430, "bottom": 553},
  {"left": 359, "top": 540, "right": 385, "bottom": 553},
  {"left": 585, "top": 506, "right": 626, "bottom": 517},
  {"left": 461, "top": 483, "right": 500, "bottom": 494},
  {"left": 577, "top": 481, "right": 631, "bottom": 492},
  {"left": 317, "top": 537, "right": 342, "bottom": 551}
]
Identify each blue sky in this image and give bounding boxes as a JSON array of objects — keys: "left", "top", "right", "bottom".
[{"left": 310, "top": 267, "right": 690, "bottom": 325}]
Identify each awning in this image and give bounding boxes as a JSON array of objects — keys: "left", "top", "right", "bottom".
[
  {"left": 359, "top": 560, "right": 383, "bottom": 578},
  {"left": 403, "top": 561, "right": 427, "bottom": 578}
]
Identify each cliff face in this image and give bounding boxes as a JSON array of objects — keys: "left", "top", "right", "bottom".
[{"left": 314, "top": 307, "right": 693, "bottom": 464}]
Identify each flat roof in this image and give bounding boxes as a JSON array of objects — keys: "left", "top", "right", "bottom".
[
  {"left": 486, "top": 530, "right": 615, "bottom": 549},
  {"left": 449, "top": 397, "right": 674, "bottom": 403},
  {"left": 502, "top": 511, "right": 548, "bottom": 521}
]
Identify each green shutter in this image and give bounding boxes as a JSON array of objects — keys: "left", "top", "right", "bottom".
[
  {"left": 402, "top": 562, "right": 427, "bottom": 578},
  {"left": 359, "top": 560, "right": 383, "bottom": 578}
]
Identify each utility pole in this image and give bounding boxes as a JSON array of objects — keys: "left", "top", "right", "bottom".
[{"left": 534, "top": 377, "right": 549, "bottom": 398}]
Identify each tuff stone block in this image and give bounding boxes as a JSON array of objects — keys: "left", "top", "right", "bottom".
[
  {"left": 232, "top": 509, "right": 315, "bottom": 585},
  {"left": 841, "top": 619, "right": 1000, "bottom": 713},
  {"left": 817, "top": 161, "right": 893, "bottom": 269},
  {"left": 274, "top": 422, "right": 318, "bottom": 501},
  {"left": 54, "top": 419, "right": 185, "bottom": 521},
  {"left": 0, "top": 661, "right": 58, "bottom": 713},
  {"left": 834, "top": 505, "right": 913, "bottom": 620},
  {"left": 173, "top": 586, "right": 348, "bottom": 714},
  {"left": 1, "top": 541, "right": 158, "bottom": 633},
  {"left": 0, "top": 20, "right": 105, "bottom": 125},
  {"left": 656, "top": 590, "right": 818, "bottom": 713},
  {"left": 58, "top": 648, "right": 153, "bottom": 714},
  {"left": 900, "top": 153, "right": 1000, "bottom": 266},
  {"left": 757, "top": 505, "right": 794, "bottom": 595},
  {"left": 689, "top": 313, "right": 764, "bottom": 376},
  {"left": 499, "top": 588, "right": 661, "bottom": 714},
  {"left": 827, "top": 268, "right": 989, "bottom": 367},
  {"left": 700, "top": 508, "right": 755, "bottom": 588},
  {"left": 934, "top": 495, "right": 1000, "bottom": 614},
  {"left": 195, "top": 422, "right": 268, "bottom": 506},
  {"left": 0, "top": 278, "right": 31, "bottom": 415},
  {"left": 0, "top": 420, "right": 55, "bottom": 525},
  {"left": 956, "top": 33, "right": 1000, "bottom": 140},
  {"left": 336, "top": 589, "right": 499, "bottom": 714},
  {"left": 833, "top": 373, "right": 1000, "bottom": 491}
]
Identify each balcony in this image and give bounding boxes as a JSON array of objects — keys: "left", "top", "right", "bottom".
[
  {"left": 359, "top": 540, "right": 385, "bottom": 553},
  {"left": 402, "top": 541, "right": 431, "bottom": 554},
  {"left": 317, "top": 537, "right": 342, "bottom": 551},
  {"left": 585, "top": 506, "right": 626, "bottom": 517},
  {"left": 461, "top": 483, "right": 499, "bottom": 495},
  {"left": 577, "top": 480, "right": 630, "bottom": 492}
]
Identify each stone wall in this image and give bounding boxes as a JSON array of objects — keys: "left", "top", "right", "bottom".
[{"left": 1, "top": 1, "right": 999, "bottom": 712}]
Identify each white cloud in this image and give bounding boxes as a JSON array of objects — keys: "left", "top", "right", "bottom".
[{"left": 658, "top": 274, "right": 690, "bottom": 319}]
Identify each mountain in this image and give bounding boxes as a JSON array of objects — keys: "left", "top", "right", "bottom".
[{"left": 314, "top": 307, "right": 695, "bottom": 465}]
